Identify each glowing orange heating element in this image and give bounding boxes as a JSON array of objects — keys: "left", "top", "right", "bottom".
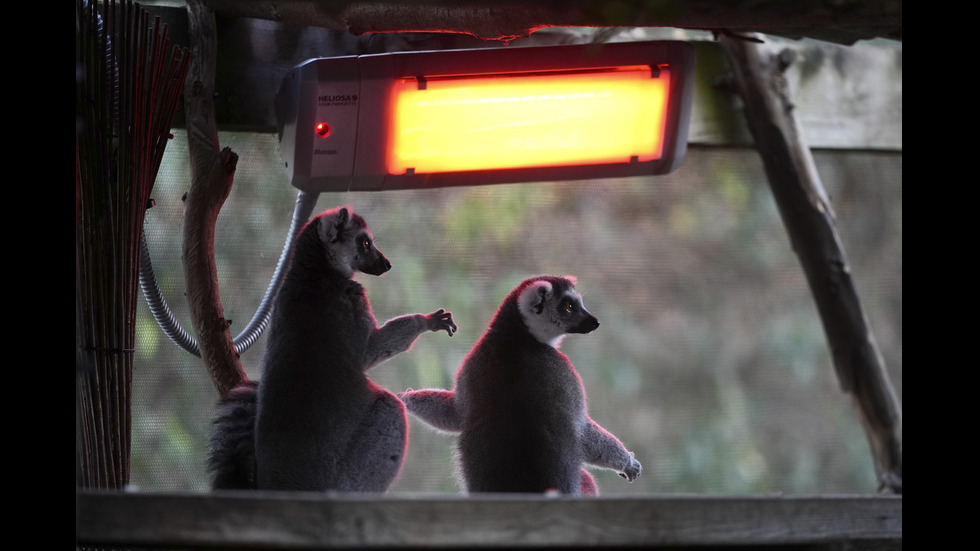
[{"left": 387, "top": 65, "right": 671, "bottom": 175}]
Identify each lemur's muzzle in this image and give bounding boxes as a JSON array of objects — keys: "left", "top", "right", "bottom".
[
  {"left": 569, "top": 313, "right": 600, "bottom": 334},
  {"left": 363, "top": 250, "right": 392, "bottom": 276}
]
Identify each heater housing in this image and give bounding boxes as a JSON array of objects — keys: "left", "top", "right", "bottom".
[{"left": 275, "top": 41, "right": 696, "bottom": 192}]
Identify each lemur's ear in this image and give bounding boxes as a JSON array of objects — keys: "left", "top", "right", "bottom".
[
  {"left": 317, "top": 206, "right": 352, "bottom": 244},
  {"left": 533, "top": 286, "right": 549, "bottom": 314},
  {"left": 333, "top": 208, "right": 350, "bottom": 242},
  {"left": 519, "top": 280, "right": 553, "bottom": 316}
]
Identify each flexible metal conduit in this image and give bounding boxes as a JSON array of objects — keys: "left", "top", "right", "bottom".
[{"left": 139, "top": 190, "right": 319, "bottom": 357}]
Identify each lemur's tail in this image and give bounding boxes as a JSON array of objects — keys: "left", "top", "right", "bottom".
[{"left": 208, "top": 380, "right": 259, "bottom": 490}]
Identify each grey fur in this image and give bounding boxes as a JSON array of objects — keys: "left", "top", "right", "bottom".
[
  {"left": 208, "top": 205, "right": 456, "bottom": 491},
  {"left": 399, "top": 275, "right": 641, "bottom": 495}
]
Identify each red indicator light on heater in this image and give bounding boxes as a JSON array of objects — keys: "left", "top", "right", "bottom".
[{"left": 315, "top": 122, "right": 331, "bottom": 138}]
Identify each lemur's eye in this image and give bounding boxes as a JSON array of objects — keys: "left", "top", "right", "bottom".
[
  {"left": 362, "top": 238, "right": 371, "bottom": 250},
  {"left": 564, "top": 301, "right": 574, "bottom": 313}
]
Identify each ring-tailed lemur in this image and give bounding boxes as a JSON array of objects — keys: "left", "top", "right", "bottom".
[
  {"left": 399, "top": 275, "right": 641, "bottom": 495},
  {"left": 208, "top": 205, "right": 457, "bottom": 492}
]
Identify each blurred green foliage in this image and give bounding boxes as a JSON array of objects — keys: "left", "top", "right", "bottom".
[{"left": 131, "top": 132, "right": 901, "bottom": 496}]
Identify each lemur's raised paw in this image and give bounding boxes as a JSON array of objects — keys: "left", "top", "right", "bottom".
[
  {"left": 397, "top": 389, "right": 415, "bottom": 403},
  {"left": 618, "top": 452, "right": 642, "bottom": 482},
  {"left": 426, "top": 309, "right": 457, "bottom": 336}
]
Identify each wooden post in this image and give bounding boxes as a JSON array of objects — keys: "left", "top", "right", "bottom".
[
  {"left": 182, "top": 0, "right": 249, "bottom": 397},
  {"left": 718, "top": 33, "right": 902, "bottom": 493}
]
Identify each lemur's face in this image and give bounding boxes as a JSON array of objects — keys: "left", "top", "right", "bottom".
[
  {"left": 354, "top": 229, "right": 391, "bottom": 276},
  {"left": 518, "top": 277, "right": 599, "bottom": 347},
  {"left": 559, "top": 291, "right": 600, "bottom": 335}
]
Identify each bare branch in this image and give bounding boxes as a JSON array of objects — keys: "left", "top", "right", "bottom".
[
  {"left": 719, "top": 33, "right": 902, "bottom": 494},
  {"left": 183, "top": 0, "right": 249, "bottom": 397}
]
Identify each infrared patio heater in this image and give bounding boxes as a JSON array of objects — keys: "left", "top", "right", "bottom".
[
  {"left": 142, "top": 40, "right": 696, "bottom": 358},
  {"left": 275, "top": 40, "right": 696, "bottom": 192}
]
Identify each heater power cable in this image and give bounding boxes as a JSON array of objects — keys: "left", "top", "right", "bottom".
[{"left": 138, "top": 190, "right": 320, "bottom": 357}]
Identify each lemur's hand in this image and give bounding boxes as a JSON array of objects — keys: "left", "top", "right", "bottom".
[
  {"left": 425, "top": 309, "right": 457, "bottom": 336},
  {"left": 618, "top": 452, "right": 642, "bottom": 482},
  {"left": 397, "top": 389, "right": 415, "bottom": 404}
]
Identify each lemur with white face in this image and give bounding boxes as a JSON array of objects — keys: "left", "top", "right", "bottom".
[
  {"left": 399, "top": 275, "right": 641, "bottom": 495},
  {"left": 208, "top": 205, "right": 457, "bottom": 491}
]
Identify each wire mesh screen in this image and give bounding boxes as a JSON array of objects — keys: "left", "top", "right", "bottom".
[{"left": 132, "top": 130, "right": 901, "bottom": 495}]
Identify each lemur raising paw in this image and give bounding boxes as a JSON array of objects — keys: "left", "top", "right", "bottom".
[{"left": 208, "top": 205, "right": 456, "bottom": 492}]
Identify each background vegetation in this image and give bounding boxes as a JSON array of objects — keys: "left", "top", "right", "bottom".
[{"left": 131, "top": 131, "right": 901, "bottom": 495}]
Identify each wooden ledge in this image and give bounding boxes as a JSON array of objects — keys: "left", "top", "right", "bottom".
[{"left": 76, "top": 490, "right": 901, "bottom": 549}]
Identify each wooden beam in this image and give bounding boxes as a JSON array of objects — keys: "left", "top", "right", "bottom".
[
  {"left": 195, "top": 0, "right": 902, "bottom": 44},
  {"left": 75, "top": 491, "right": 902, "bottom": 549}
]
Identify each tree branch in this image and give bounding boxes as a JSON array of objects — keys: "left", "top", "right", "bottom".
[
  {"left": 183, "top": 0, "right": 249, "bottom": 397},
  {"left": 719, "top": 34, "right": 902, "bottom": 494}
]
